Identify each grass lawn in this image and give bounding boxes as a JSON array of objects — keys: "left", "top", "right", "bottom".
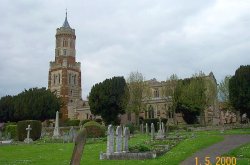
[
  {"left": 0, "top": 132, "right": 224, "bottom": 165},
  {"left": 223, "top": 142, "right": 250, "bottom": 165}
]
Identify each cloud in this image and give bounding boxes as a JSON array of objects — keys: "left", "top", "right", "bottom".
[{"left": 0, "top": 0, "right": 250, "bottom": 99}]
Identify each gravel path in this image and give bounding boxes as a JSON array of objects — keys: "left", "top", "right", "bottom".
[{"left": 180, "top": 135, "right": 250, "bottom": 165}]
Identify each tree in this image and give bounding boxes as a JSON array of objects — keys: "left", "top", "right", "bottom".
[
  {"left": 162, "top": 74, "right": 178, "bottom": 123},
  {"left": 218, "top": 76, "right": 231, "bottom": 102},
  {"left": 0, "top": 88, "right": 62, "bottom": 122},
  {"left": 218, "top": 75, "right": 234, "bottom": 111},
  {"left": 88, "top": 76, "right": 129, "bottom": 125},
  {"left": 229, "top": 65, "right": 250, "bottom": 117},
  {"left": 126, "top": 71, "right": 149, "bottom": 125},
  {"left": 0, "top": 96, "right": 14, "bottom": 122},
  {"left": 174, "top": 75, "right": 207, "bottom": 124}
]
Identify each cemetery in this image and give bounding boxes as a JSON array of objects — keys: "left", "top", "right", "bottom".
[{"left": 0, "top": 110, "right": 250, "bottom": 164}]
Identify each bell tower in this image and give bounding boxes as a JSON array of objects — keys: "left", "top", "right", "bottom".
[{"left": 48, "top": 12, "right": 82, "bottom": 120}]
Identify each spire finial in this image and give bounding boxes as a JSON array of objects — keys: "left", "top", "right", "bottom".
[{"left": 62, "top": 9, "right": 71, "bottom": 28}]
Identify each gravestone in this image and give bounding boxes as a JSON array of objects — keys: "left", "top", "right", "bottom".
[
  {"left": 69, "top": 126, "right": 77, "bottom": 142},
  {"left": 123, "top": 127, "right": 129, "bottom": 152},
  {"left": 40, "top": 127, "right": 46, "bottom": 139},
  {"left": 53, "top": 111, "right": 60, "bottom": 139},
  {"left": 116, "top": 126, "right": 122, "bottom": 153},
  {"left": 63, "top": 132, "right": 69, "bottom": 143},
  {"left": 145, "top": 123, "right": 149, "bottom": 134},
  {"left": 140, "top": 124, "right": 144, "bottom": 134},
  {"left": 156, "top": 120, "right": 165, "bottom": 139},
  {"left": 162, "top": 123, "right": 165, "bottom": 134},
  {"left": 107, "top": 125, "right": 114, "bottom": 154},
  {"left": 151, "top": 123, "right": 155, "bottom": 140},
  {"left": 24, "top": 125, "right": 33, "bottom": 144},
  {"left": 70, "top": 128, "right": 87, "bottom": 165}
]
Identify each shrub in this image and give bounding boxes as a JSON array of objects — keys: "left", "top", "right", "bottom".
[
  {"left": 129, "top": 144, "right": 151, "bottom": 152},
  {"left": 80, "top": 119, "right": 91, "bottom": 126},
  {"left": 83, "top": 121, "right": 105, "bottom": 138},
  {"left": 65, "top": 120, "right": 80, "bottom": 126},
  {"left": 17, "top": 120, "right": 42, "bottom": 141},
  {"left": 167, "top": 125, "right": 178, "bottom": 132},
  {"left": 5, "top": 125, "right": 17, "bottom": 140},
  {"left": 125, "top": 123, "right": 135, "bottom": 134}
]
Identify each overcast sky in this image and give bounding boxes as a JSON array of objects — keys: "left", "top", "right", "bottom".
[{"left": 0, "top": 0, "right": 250, "bottom": 99}]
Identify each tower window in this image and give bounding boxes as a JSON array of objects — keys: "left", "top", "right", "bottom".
[
  {"left": 58, "top": 74, "right": 60, "bottom": 84},
  {"left": 63, "top": 49, "right": 67, "bottom": 56}
]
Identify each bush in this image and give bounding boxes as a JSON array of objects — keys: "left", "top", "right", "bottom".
[
  {"left": 129, "top": 144, "right": 151, "bottom": 152},
  {"left": 17, "top": 120, "right": 42, "bottom": 141},
  {"left": 80, "top": 119, "right": 91, "bottom": 126},
  {"left": 125, "top": 123, "right": 135, "bottom": 134},
  {"left": 65, "top": 120, "right": 80, "bottom": 126},
  {"left": 167, "top": 125, "right": 179, "bottom": 132},
  {"left": 83, "top": 121, "right": 105, "bottom": 138},
  {"left": 5, "top": 125, "right": 17, "bottom": 140}
]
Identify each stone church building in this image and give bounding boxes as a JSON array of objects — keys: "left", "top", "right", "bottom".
[{"left": 48, "top": 14, "right": 220, "bottom": 125}]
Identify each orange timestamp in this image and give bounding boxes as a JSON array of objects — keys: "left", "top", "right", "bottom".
[{"left": 195, "top": 156, "right": 237, "bottom": 165}]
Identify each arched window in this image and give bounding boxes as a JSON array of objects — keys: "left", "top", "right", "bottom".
[
  {"left": 58, "top": 74, "right": 60, "bottom": 84},
  {"left": 63, "top": 49, "right": 67, "bottom": 56},
  {"left": 69, "top": 73, "right": 71, "bottom": 84},
  {"left": 148, "top": 105, "right": 154, "bottom": 119}
]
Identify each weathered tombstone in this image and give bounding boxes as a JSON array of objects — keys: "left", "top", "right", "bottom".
[
  {"left": 53, "top": 111, "right": 60, "bottom": 139},
  {"left": 140, "top": 124, "right": 144, "bottom": 134},
  {"left": 151, "top": 123, "right": 155, "bottom": 140},
  {"left": 24, "top": 125, "right": 33, "bottom": 144},
  {"left": 69, "top": 126, "right": 77, "bottom": 142},
  {"left": 123, "top": 127, "right": 129, "bottom": 152},
  {"left": 40, "top": 127, "right": 46, "bottom": 139},
  {"left": 107, "top": 125, "right": 114, "bottom": 155},
  {"left": 70, "top": 128, "right": 87, "bottom": 165},
  {"left": 115, "top": 126, "right": 122, "bottom": 153},
  {"left": 145, "top": 123, "right": 149, "bottom": 134},
  {"left": 162, "top": 123, "right": 165, "bottom": 134}
]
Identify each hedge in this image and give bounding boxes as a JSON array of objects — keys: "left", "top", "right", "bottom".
[
  {"left": 83, "top": 121, "right": 105, "bottom": 138},
  {"left": 17, "top": 120, "right": 42, "bottom": 141},
  {"left": 5, "top": 125, "right": 17, "bottom": 140},
  {"left": 65, "top": 119, "right": 80, "bottom": 126}
]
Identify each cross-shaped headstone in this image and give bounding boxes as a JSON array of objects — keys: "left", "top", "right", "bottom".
[{"left": 24, "top": 125, "right": 33, "bottom": 144}]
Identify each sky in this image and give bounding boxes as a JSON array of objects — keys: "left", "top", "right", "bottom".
[{"left": 0, "top": 0, "right": 250, "bottom": 99}]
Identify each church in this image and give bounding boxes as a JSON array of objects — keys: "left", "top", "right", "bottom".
[
  {"left": 48, "top": 13, "right": 220, "bottom": 125},
  {"left": 48, "top": 13, "right": 92, "bottom": 120}
]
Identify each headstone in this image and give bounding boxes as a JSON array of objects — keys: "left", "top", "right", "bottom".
[
  {"left": 69, "top": 126, "right": 77, "bottom": 142},
  {"left": 145, "top": 123, "right": 149, "bottom": 134},
  {"left": 123, "top": 127, "right": 129, "bottom": 152},
  {"left": 162, "top": 123, "right": 165, "bottom": 134},
  {"left": 151, "top": 123, "right": 155, "bottom": 140},
  {"left": 63, "top": 132, "right": 69, "bottom": 143},
  {"left": 141, "top": 124, "right": 144, "bottom": 134},
  {"left": 107, "top": 125, "right": 114, "bottom": 154},
  {"left": 115, "top": 126, "right": 122, "bottom": 153},
  {"left": 24, "top": 125, "right": 33, "bottom": 144},
  {"left": 53, "top": 111, "right": 60, "bottom": 139},
  {"left": 40, "top": 127, "right": 46, "bottom": 138},
  {"left": 70, "top": 128, "right": 87, "bottom": 165}
]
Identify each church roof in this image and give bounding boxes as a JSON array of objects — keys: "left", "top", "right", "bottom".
[{"left": 62, "top": 11, "right": 71, "bottom": 28}]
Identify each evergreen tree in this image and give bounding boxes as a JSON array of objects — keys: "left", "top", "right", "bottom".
[
  {"left": 88, "top": 77, "right": 129, "bottom": 125},
  {"left": 229, "top": 65, "right": 250, "bottom": 117}
]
